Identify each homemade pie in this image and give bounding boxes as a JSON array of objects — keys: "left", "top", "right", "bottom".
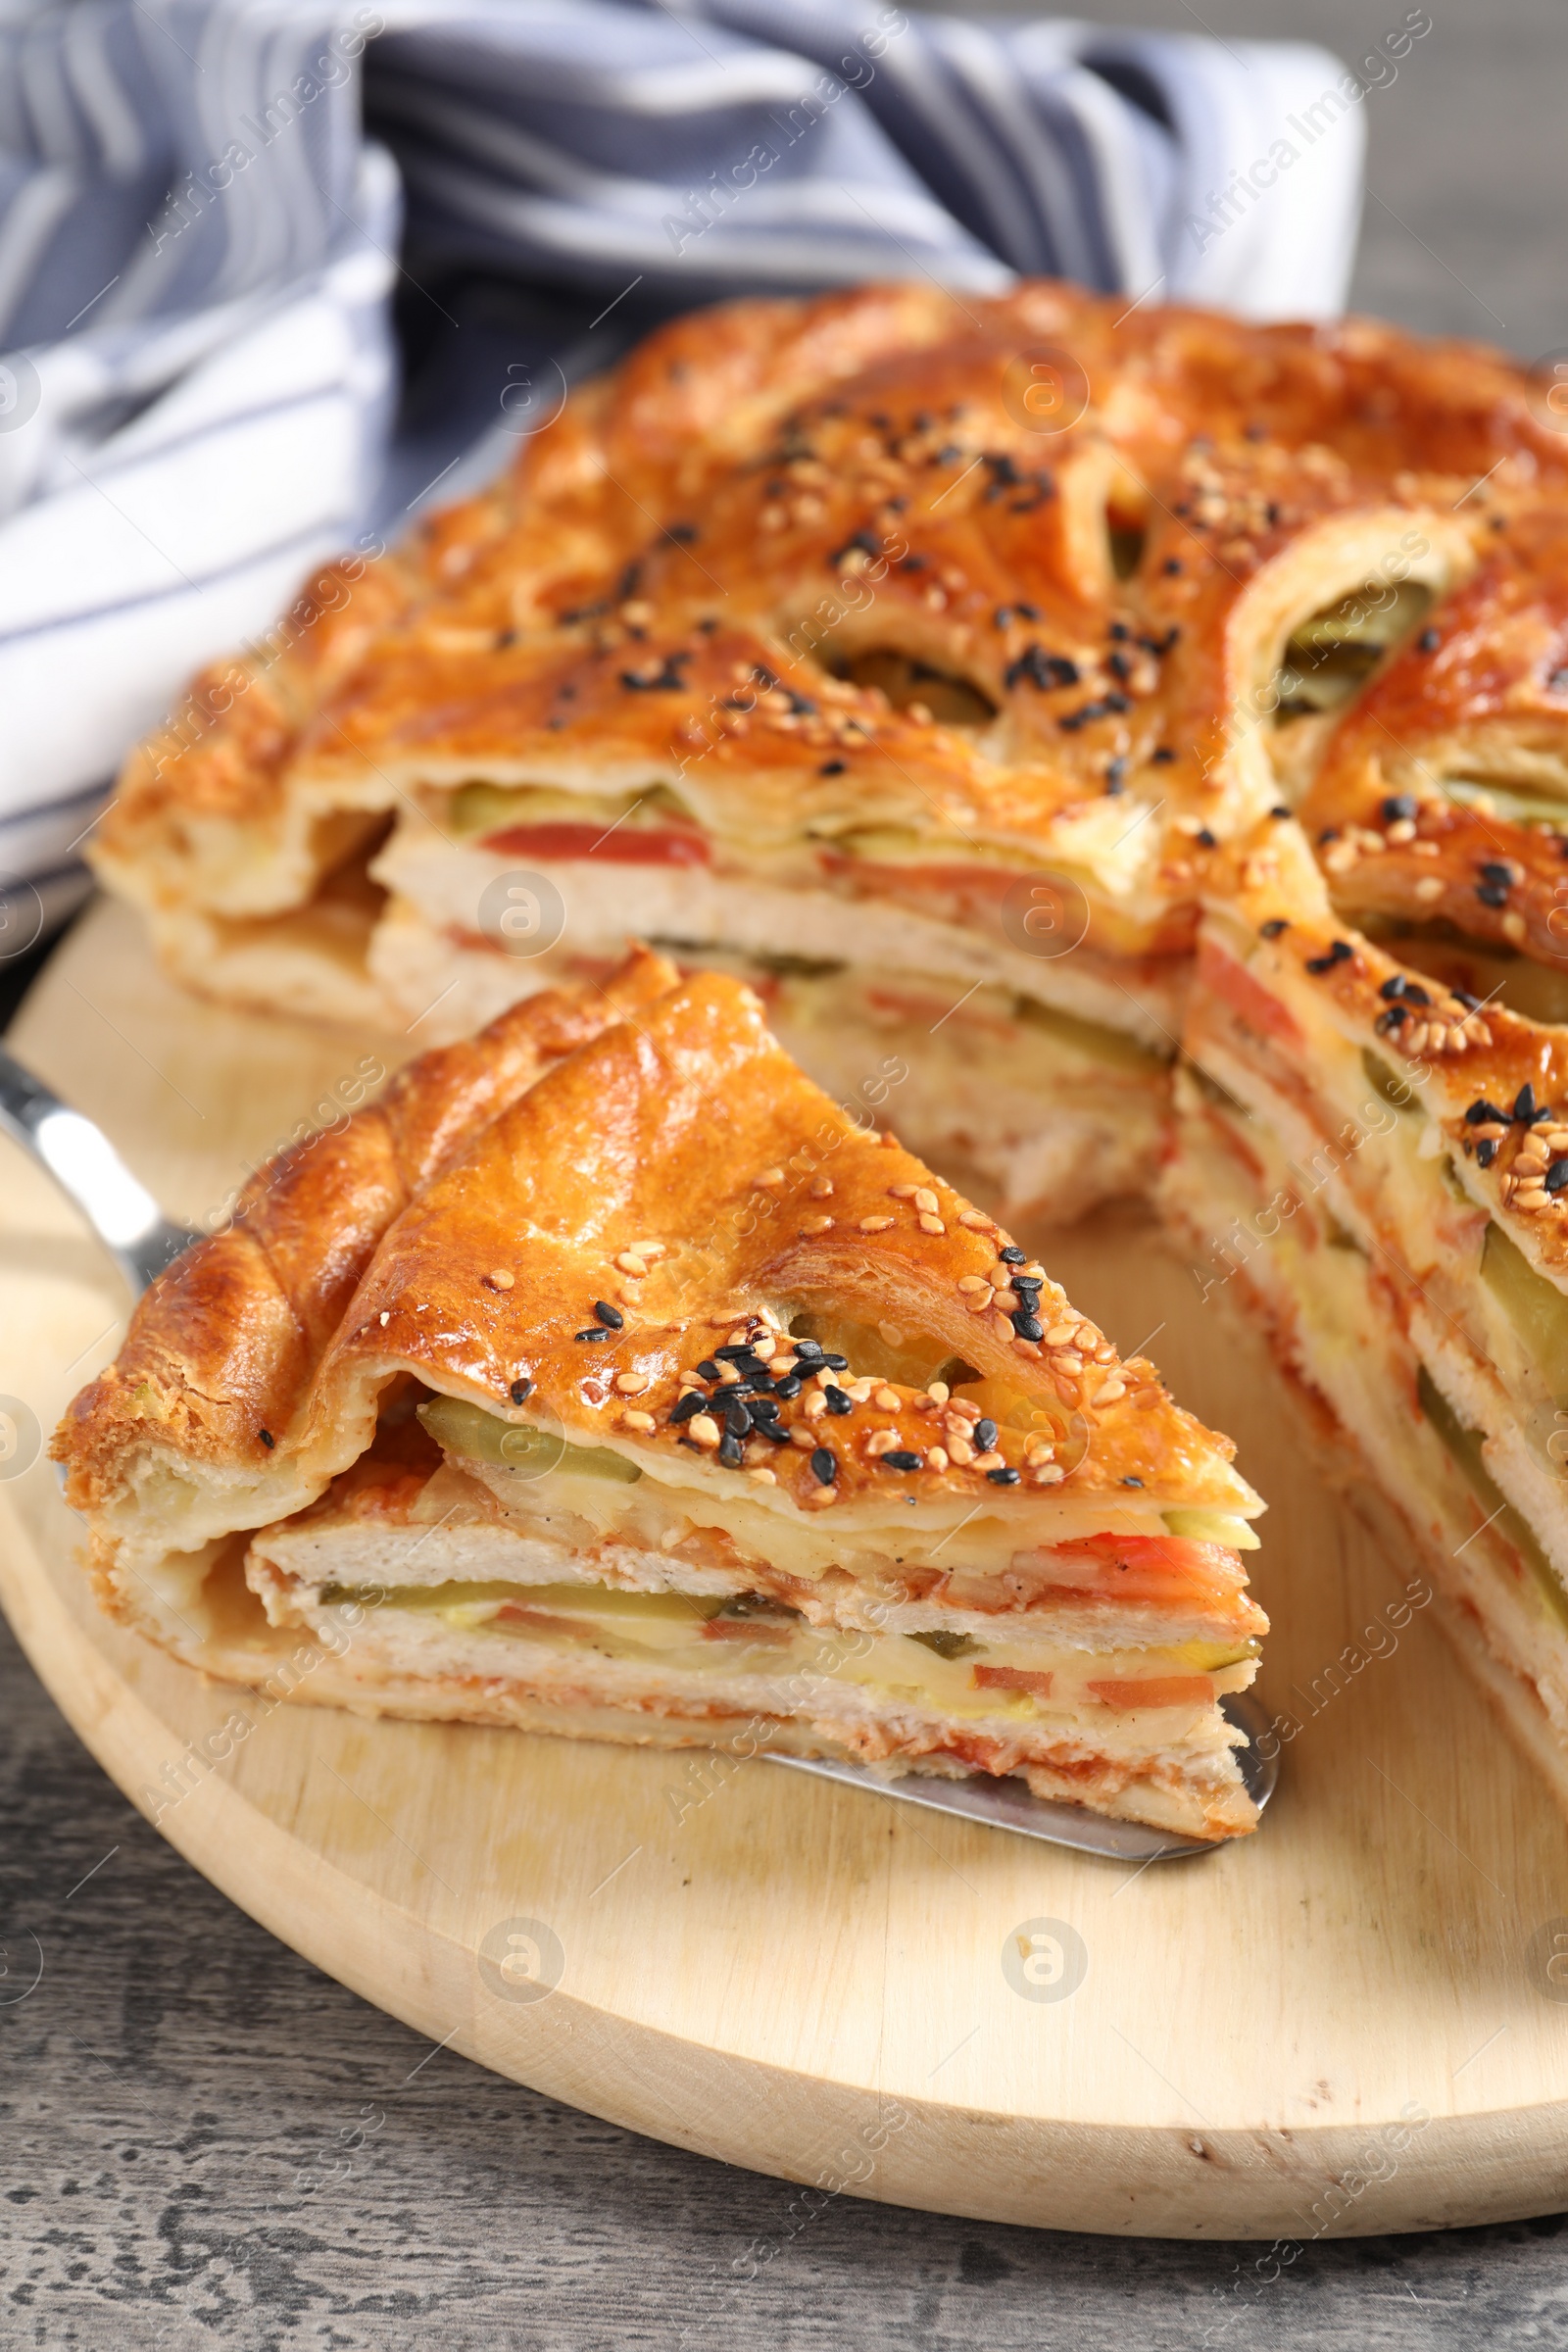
[
  {"left": 74, "top": 280, "right": 1568, "bottom": 1818},
  {"left": 54, "top": 951, "right": 1266, "bottom": 1841}
]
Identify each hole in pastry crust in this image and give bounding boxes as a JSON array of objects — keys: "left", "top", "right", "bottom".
[
  {"left": 1273, "top": 581, "right": 1433, "bottom": 718},
  {"left": 787, "top": 1312, "right": 978, "bottom": 1391},
  {"left": 1107, "top": 521, "right": 1146, "bottom": 580},
  {"left": 826, "top": 648, "right": 998, "bottom": 730},
  {"left": 1356, "top": 912, "right": 1568, "bottom": 1022}
]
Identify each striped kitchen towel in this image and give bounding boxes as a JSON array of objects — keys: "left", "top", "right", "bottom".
[{"left": 0, "top": 0, "right": 1367, "bottom": 956}]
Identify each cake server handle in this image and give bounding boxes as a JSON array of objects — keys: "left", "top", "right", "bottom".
[{"left": 0, "top": 1041, "right": 198, "bottom": 1298}]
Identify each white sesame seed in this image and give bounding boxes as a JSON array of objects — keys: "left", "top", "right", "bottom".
[
  {"left": 927, "top": 1381, "right": 951, "bottom": 1403},
  {"left": 948, "top": 1436, "right": 975, "bottom": 1467},
  {"left": 615, "top": 1251, "right": 648, "bottom": 1277},
  {"left": 958, "top": 1209, "right": 994, "bottom": 1229},
  {"left": 800, "top": 1214, "right": 835, "bottom": 1235},
  {"left": 621, "top": 1409, "right": 656, "bottom": 1431},
  {"left": 808, "top": 1176, "right": 834, "bottom": 1199},
  {"left": 887, "top": 1183, "right": 920, "bottom": 1199},
  {"left": 859, "top": 1214, "right": 895, "bottom": 1232},
  {"left": 874, "top": 1386, "right": 900, "bottom": 1410},
  {"left": 754, "top": 1167, "right": 785, "bottom": 1189},
  {"left": 918, "top": 1213, "right": 946, "bottom": 1235},
  {"left": 1414, "top": 876, "right": 1445, "bottom": 902},
  {"left": 865, "top": 1428, "right": 900, "bottom": 1457},
  {"left": 486, "top": 1269, "right": 514, "bottom": 1290},
  {"left": 614, "top": 1372, "right": 649, "bottom": 1395},
  {"left": 688, "top": 1415, "right": 720, "bottom": 1448},
  {"left": 748, "top": 1466, "right": 777, "bottom": 1485}
]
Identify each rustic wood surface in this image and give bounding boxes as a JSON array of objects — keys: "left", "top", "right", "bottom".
[
  {"left": 11, "top": 895, "right": 1568, "bottom": 2257},
  {"left": 7, "top": 0, "right": 1568, "bottom": 2336}
]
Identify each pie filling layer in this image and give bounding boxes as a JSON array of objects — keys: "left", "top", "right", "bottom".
[{"left": 242, "top": 1383, "right": 1264, "bottom": 1832}]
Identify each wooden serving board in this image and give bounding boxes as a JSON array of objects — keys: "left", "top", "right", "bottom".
[{"left": 5, "top": 898, "right": 1568, "bottom": 2241}]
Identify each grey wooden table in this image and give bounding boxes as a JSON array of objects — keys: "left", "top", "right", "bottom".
[{"left": 6, "top": 3, "right": 1568, "bottom": 2344}]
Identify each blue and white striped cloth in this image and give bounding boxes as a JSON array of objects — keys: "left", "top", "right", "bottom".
[{"left": 0, "top": 0, "right": 1365, "bottom": 948}]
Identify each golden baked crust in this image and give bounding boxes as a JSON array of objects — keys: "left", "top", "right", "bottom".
[
  {"left": 90, "top": 280, "right": 1568, "bottom": 1029},
  {"left": 54, "top": 950, "right": 1253, "bottom": 1540},
  {"left": 53, "top": 947, "right": 681, "bottom": 1520}
]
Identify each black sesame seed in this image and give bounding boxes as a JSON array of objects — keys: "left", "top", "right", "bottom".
[
  {"left": 1465, "top": 1100, "right": 1508, "bottom": 1124},
  {"left": 819, "top": 760, "right": 847, "bottom": 775},
  {"left": 986, "top": 1466, "right": 1021, "bottom": 1486},
  {"left": 993, "top": 607, "right": 1012, "bottom": 629},
  {"left": 718, "top": 1431, "right": 745, "bottom": 1467},
  {"left": 713, "top": 1344, "right": 760, "bottom": 1362},
  {"left": 999, "top": 1246, "right": 1026, "bottom": 1264},
  {"left": 1305, "top": 941, "right": 1354, "bottom": 975},
  {"left": 1546, "top": 1161, "right": 1568, "bottom": 1196},
  {"left": 748, "top": 1394, "right": 781, "bottom": 1421},
  {"left": 1417, "top": 627, "right": 1440, "bottom": 653},
  {"left": 1108, "top": 619, "right": 1130, "bottom": 641},
  {"left": 1375, "top": 1005, "right": 1408, "bottom": 1034},
  {"left": 1382, "top": 794, "right": 1418, "bottom": 822},
  {"left": 792, "top": 1339, "right": 823, "bottom": 1360},
  {"left": 1549, "top": 666, "right": 1568, "bottom": 694},
  {"left": 881, "top": 1451, "right": 922, "bottom": 1472},
  {"left": 1152, "top": 746, "right": 1175, "bottom": 763},
  {"left": 974, "top": 1417, "right": 1000, "bottom": 1452},
  {"left": 669, "top": 1392, "right": 705, "bottom": 1424},
  {"left": 820, "top": 1351, "right": 849, "bottom": 1371},
  {"left": 697, "top": 1358, "right": 722, "bottom": 1380},
  {"left": 1005, "top": 644, "right": 1079, "bottom": 693},
  {"left": 1477, "top": 1138, "right": 1498, "bottom": 1168},
  {"left": 1121, "top": 1475, "right": 1145, "bottom": 1487},
  {"left": 1380, "top": 975, "right": 1408, "bottom": 1000},
  {"left": 574, "top": 1328, "right": 611, "bottom": 1343},
  {"left": 1012, "top": 1315, "right": 1045, "bottom": 1342},
  {"left": 1402, "top": 982, "right": 1431, "bottom": 1005},
  {"left": 722, "top": 1396, "right": 753, "bottom": 1438},
  {"left": 1479, "top": 860, "right": 1515, "bottom": 887},
  {"left": 1514, "top": 1085, "right": 1539, "bottom": 1122},
  {"left": 1260, "top": 918, "right": 1289, "bottom": 938},
  {"left": 1451, "top": 989, "right": 1482, "bottom": 1010},
  {"left": 1162, "top": 558, "right": 1182, "bottom": 575},
  {"left": 259, "top": 1428, "right": 274, "bottom": 1448},
  {"left": 594, "top": 1299, "right": 624, "bottom": 1329},
  {"left": 809, "top": 1447, "right": 837, "bottom": 1486},
  {"left": 823, "top": 1385, "right": 853, "bottom": 1415},
  {"left": 510, "top": 1379, "right": 533, "bottom": 1405},
  {"left": 1269, "top": 805, "right": 1291, "bottom": 819},
  {"left": 1476, "top": 882, "right": 1511, "bottom": 908},
  {"left": 773, "top": 1375, "right": 803, "bottom": 1400},
  {"left": 1196, "top": 826, "right": 1218, "bottom": 849}
]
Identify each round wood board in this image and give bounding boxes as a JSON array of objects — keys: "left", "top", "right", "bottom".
[{"left": 5, "top": 899, "right": 1568, "bottom": 2242}]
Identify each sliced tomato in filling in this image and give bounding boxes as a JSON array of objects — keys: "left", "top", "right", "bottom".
[
  {"left": 972, "top": 1665, "right": 1054, "bottom": 1694},
  {"left": 1020, "top": 1535, "right": 1249, "bottom": 1606},
  {"left": 1197, "top": 933, "right": 1303, "bottom": 1048},
  {"left": 480, "top": 821, "right": 711, "bottom": 866},
  {"left": 1087, "top": 1675, "right": 1213, "bottom": 1711}
]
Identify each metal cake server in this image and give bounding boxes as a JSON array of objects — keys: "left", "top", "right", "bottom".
[
  {"left": 767, "top": 1691, "right": 1278, "bottom": 1861},
  {"left": 0, "top": 1041, "right": 197, "bottom": 1296},
  {"left": 1, "top": 1037, "right": 1278, "bottom": 1861}
]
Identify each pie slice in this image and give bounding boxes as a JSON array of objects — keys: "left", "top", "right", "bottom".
[
  {"left": 55, "top": 951, "right": 1267, "bottom": 1841},
  {"left": 1163, "top": 815, "right": 1568, "bottom": 1802}
]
